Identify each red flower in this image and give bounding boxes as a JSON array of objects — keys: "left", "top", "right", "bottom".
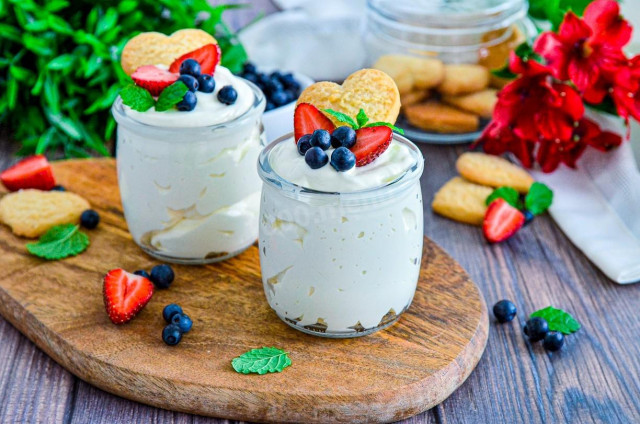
[
  {"left": 475, "top": 121, "right": 535, "bottom": 168},
  {"left": 533, "top": 0, "right": 629, "bottom": 92}
]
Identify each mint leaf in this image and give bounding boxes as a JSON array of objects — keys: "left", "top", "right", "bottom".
[
  {"left": 363, "top": 121, "right": 405, "bottom": 135},
  {"left": 232, "top": 347, "right": 291, "bottom": 375},
  {"left": 324, "top": 109, "right": 357, "bottom": 129},
  {"left": 155, "top": 81, "right": 189, "bottom": 112},
  {"left": 525, "top": 182, "right": 553, "bottom": 215},
  {"left": 26, "top": 224, "right": 89, "bottom": 260},
  {"left": 120, "top": 84, "right": 155, "bottom": 112},
  {"left": 486, "top": 186, "right": 521, "bottom": 208},
  {"left": 530, "top": 306, "right": 581, "bottom": 335},
  {"left": 356, "top": 108, "right": 369, "bottom": 128}
]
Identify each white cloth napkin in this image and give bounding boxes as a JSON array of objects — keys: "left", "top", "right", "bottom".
[{"left": 533, "top": 113, "right": 640, "bottom": 284}]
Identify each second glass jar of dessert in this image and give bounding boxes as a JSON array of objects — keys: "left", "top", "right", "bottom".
[
  {"left": 112, "top": 69, "right": 266, "bottom": 264},
  {"left": 258, "top": 132, "right": 424, "bottom": 338},
  {"left": 363, "top": 0, "right": 536, "bottom": 143}
]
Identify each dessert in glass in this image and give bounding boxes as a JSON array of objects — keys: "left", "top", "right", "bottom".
[
  {"left": 258, "top": 96, "right": 424, "bottom": 337},
  {"left": 112, "top": 34, "right": 266, "bottom": 264}
]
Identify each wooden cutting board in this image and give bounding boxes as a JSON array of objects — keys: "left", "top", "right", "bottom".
[{"left": 0, "top": 159, "right": 488, "bottom": 424}]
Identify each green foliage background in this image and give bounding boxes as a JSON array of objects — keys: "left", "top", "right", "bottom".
[{"left": 0, "top": 0, "right": 247, "bottom": 157}]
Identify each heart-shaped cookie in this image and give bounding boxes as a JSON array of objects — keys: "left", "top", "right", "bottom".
[
  {"left": 121, "top": 29, "right": 217, "bottom": 75},
  {"left": 297, "top": 69, "right": 401, "bottom": 125}
]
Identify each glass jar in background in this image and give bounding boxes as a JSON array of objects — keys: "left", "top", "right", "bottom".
[
  {"left": 112, "top": 83, "right": 266, "bottom": 265},
  {"left": 257, "top": 133, "right": 424, "bottom": 338},
  {"left": 363, "top": 0, "right": 536, "bottom": 144}
]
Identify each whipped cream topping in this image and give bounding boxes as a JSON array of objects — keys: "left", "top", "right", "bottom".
[
  {"left": 123, "top": 66, "right": 254, "bottom": 127},
  {"left": 269, "top": 135, "right": 416, "bottom": 192}
]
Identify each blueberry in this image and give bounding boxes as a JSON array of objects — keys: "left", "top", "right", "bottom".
[
  {"left": 271, "top": 90, "right": 289, "bottom": 106},
  {"left": 297, "top": 135, "right": 313, "bottom": 155},
  {"left": 305, "top": 146, "right": 328, "bottom": 169},
  {"left": 330, "top": 147, "right": 356, "bottom": 172},
  {"left": 492, "top": 299, "right": 517, "bottom": 323},
  {"left": 177, "top": 91, "right": 197, "bottom": 111},
  {"left": 310, "top": 129, "right": 331, "bottom": 150},
  {"left": 281, "top": 73, "right": 300, "bottom": 91},
  {"left": 525, "top": 317, "right": 549, "bottom": 342},
  {"left": 150, "top": 264, "right": 174, "bottom": 289},
  {"left": 51, "top": 185, "right": 65, "bottom": 191},
  {"left": 217, "top": 85, "right": 237, "bottom": 105},
  {"left": 265, "top": 78, "right": 283, "bottom": 94},
  {"left": 257, "top": 73, "right": 270, "bottom": 87},
  {"left": 243, "top": 62, "right": 257, "bottom": 75},
  {"left": 265, "top": 101, "right": 275, "bottom": 111},
  {"left": 80, "top": 209, "right": 100, "bottom": 229},
  {"left": 162, "top": 303, "right": 183, "bottom": 323},
  {"left": 179, "top": 58, "right": 201, "bottom": 77},
  {"left": 178, "top": 74, "right": 199, "bottom": 92},
  {"left": 269, "top": 71, "right": 283, "bottom": 81},
  {"left": 197, "top": 74, "right": 215, "bottom": 93},
  {"left": 162, "top": 324, "right": 182, "bottom": 346},
  {"left": 283, "top": 89, "right": 295, "bottom": 103},
  {"left": 523, "top": 210, "right": 535, "bottom": 225},
  {"left": 330, "top": 126, "right": 357, "bottom": 149},
  {"left": 543, "top": 331, "right": 564, "bottom": 351},
  {"left": 171, "top": 313, "right": 193, "bottom": 333},
  {"left": 134, "top": 269, "right": 151, "bottom": 279},
  {"left": 243, "top": 73, "right": 259, "bottom": 85}
]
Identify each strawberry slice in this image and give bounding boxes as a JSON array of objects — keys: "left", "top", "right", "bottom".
[
  {"left": 169, "top": 44, "right": 221, "bottom": 75},
  {"left": 293, "top": 103, "right": 335, "bottom": 142},
  {"left": 352, "top": 126, "right": 393, "bottom": 167},
  {"left": 0, "top": 155, "right": 55, "bottom": 191},
  {"left": 103, "top": 269, "right": 154, "bottom": 325},
  {"left": 483, "top": 198, "right": 525, "bottom": 243},
  {"left": 131, "top": 65, "right": 179, "bottom": 96}
]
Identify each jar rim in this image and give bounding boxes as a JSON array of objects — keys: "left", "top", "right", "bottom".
[
  {"left": 111, "top": 78, "right": 266, "bottom": 134},
  {"left": 366, "top": 0, "right": 528, "bottom": 39},
  {"left": 258, "top": 132, "right": 425, "bottom": 201}
]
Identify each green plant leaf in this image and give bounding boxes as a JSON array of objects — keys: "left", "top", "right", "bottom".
[
  {"left": 530, "top": 306, "right": 580, "bottom": 335},
  {"left": 524, "top": 182, "right": 553, "bottom": 215},
  {"left": 44, "top": 107, "right": 83, "bottom": 140},
  {"left": 95, "top": 8, "right": 118, "bottom": 36},
  {"left": 155, "top": 81, "right": 189, "bottom": 112},
  {"left": 26, "top": 224, "right": 90, "bottom": 260},
  {"left": 356, "top": 108, "right": 369, "bottom": 128},
  {"left": 22, "top": 33, "right": 53, "bottom": 56},
  {"left": 363, "top": 121, "right": 405, "bottom": 134},
  {"left": 491, "top": 63, "right": 517, "bottom": 80},
  {"left": 323, "top": 109, "right": 357, "bottom": 129},
  {"left": 47, "top": 54, "right": 75, "bottom": 70},
  {"left": 231, "top": 347, "right": 292, "bottom": 375},
  {"left": 486, "top": 186, "right": 521, "bottom": 208},
  {"left": 120, "top": 84, "right": 155, "bottom": 112}
]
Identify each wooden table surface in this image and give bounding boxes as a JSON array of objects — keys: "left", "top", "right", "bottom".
[{"left": 2, "top": 1, "right": 640, "bottom": 423}]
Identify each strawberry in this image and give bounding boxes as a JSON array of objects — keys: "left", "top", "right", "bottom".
[
  {"left": 0, "top": 155, "right": 55, "bottom": 191},
  {"left": 103, "top": 269, "right": 154, "bottom": 325},
  {"left": 169, "top": 44, "right": 221, "bottom": 75},
  {"left": 131, "top": 65, "right": 179, "bottom": 96},
  {"left": 352, "top": 126, "right": 392, "bottom": 167},
  {"left": 293, "top": 103, "right": 335, "bottom": 142},
  {"left": 483, "top": 198, "right": 525, "bottom": 243}
]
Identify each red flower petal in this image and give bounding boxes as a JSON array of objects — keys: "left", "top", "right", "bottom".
[
  {"left": 568, "top": 57, "right": 600, "bottom": 91},
  {"left": 584, "top": 0, "right": 632, "bottom": 47},
  {"left": 533, "top": 33, "right": 570, "bottom": 80},
  {"left": 559, "top": 12, "right": 592, "bottom": 44},
  {"left": 554, "top": 83, "right": 585, "bottom": 121},
  {"left": 535, "top": 109, "right": 574, "bottom": 142},
  {"left": 537, "top": 140, "right": 562, "bottom": 173}
]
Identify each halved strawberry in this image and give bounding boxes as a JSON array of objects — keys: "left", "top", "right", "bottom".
[
  {"left": 483, "top": 198, "right": 525, "bottom": 243},
  {"left": 103, "top": 269, "right": 154, "bottom": 325},
  {"left": 131, "top": 65, "right": 179, "bottom": 96},
  {"left": 0, "top": 155, "right": 55, "bottom": 191},
  {"left": 169, "top": 44, "right": 221, "bottom": 75},
  {"left": 293, "top": 103, "right": 335, "bottom": 142},
  {"left": 352, "top": 126, "right": 392, "bottom": 167}
]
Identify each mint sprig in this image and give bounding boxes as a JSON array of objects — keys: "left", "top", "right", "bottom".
[
  {"left": 324, "top": 108, "right": 404, "bottom": 134},
  {"left": 155, "top": 81, "right": 189, "bottom": 112},
  {"left": 486, "top": 186, "right": 521, "bottom": 209},
  {"left": 231, "top": 347, "right": 291, "bottom": 375},
  {"left": 120, "top": 84, "right": 155, "bottom": 112},
  {"left": 26, "top": 224, "right": 90, "bottom": 260},
  {"left": 525, "top": 182, "right": 553, "bottom": 215},
  {"left": 530, "top": 306, "right": 580, "bottom": 335},
  {"left": 120, "top": 81, "right": 189, "bottom": 112}
]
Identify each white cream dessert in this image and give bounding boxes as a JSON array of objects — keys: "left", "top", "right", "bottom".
[
  {"left": 258, "top": 129, "right": 424, "bottom": 336},
  {"left": 114, "top": 64, "right": 266, "bottom": 263}
]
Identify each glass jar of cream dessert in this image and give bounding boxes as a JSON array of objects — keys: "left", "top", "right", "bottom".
[
  {"left": 258, "top": 129, "right": 424, "bottom": 338},
  {"left": 112, "top": 66, "right": 266, "bottom": 264}
]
